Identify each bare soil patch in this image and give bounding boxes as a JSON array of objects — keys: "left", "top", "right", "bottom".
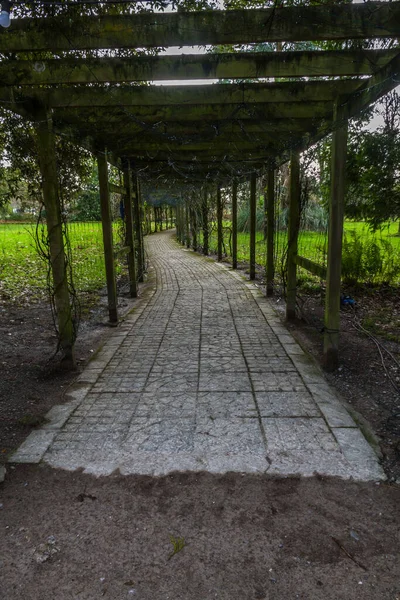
[{"left": 1, "top": 466, "right": 399, "bottom": 600}]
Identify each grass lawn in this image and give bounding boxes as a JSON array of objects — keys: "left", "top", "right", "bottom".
[
  {"left": 0, "top": 221, "right": 124, "bottom": 302},
  {"left": 1, "top": 220, "right": 399, "bottom": 302}
]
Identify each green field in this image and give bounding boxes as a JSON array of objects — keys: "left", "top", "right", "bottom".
[
  {"left": 204, "top": 220, "right": 400, "bottom": 284},
  {"left": 1, "top": 220, "right": 399, "bottom": 303},
  {"left": 0, "top": 221, "right": 124, "bottom": 302}
]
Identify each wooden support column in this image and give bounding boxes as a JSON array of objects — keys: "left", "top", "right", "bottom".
[
  {"left": 249, "top": 173, "right": 257, "bottom": 280},
  {"left": 263, "top": 178, "right": 268, "bottom": 241},
  {"left": 266, "top": 168, "right": 275, "bottom": 296},
  {"left": 138, "top": 181, "right": 146, "bottom": 274},
  {"left": 154, "top": 207, "right": 158, "bottom": 233},
  {"left": 97, "top": 149, "right": 118, "bottom": 324},
  {"left": 185, "top": 201, "right": 190, "bottom": 248},
  {"left": 191, "top": 204, "right": 198, "bottom": 252},
  {"left": 123, "top": 163, "right": 137, "bottom": 298},
  {"left": 232, "top": 180, "right": 238, "bottom": 269},
  {"left": 176, "top": 204, "right": 181, "bottom": 242},
  {"left": 202, "top": 188, "right": 209, "bottom": 255},
  {"left": 132, "top": 173, "right": 144, "bottom": 283},
  {"left": 286, "top": 151, "right": 300, "bottom": 321},
  {"left": 36, "top": 109, "right": 75, "bottom": 368},
  {"left": 324, "top": 102, "right": 348, "bottom": 371},
  {"left": 217, "top": 185, "right": 223, "bottom": 261}
]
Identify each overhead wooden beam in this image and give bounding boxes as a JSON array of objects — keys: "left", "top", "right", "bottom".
[
  {"left": 99, "top": 139, "right": 284, "bottom": 154},
  {"left": 2, "top": 2, "right": 399, "bottom": 52},
  {"left": 2, "top": 50, "right": 396, "bottom": 86},
  {"left": 275, "top": 53, "right": 400, "bottom": 167},
  {"left": 55, "top": 102, "right": 332, "bottom": 122},
  {"left": 54, "top": 115, "right": 317, "bottom": 136},
  {"left": 10, "top": 79, "right": 363, "bottom": 108}
]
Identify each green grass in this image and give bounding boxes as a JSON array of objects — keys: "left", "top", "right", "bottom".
[
  {"left": 0, "top": 221, "right": 124, "bottom": 302},
  {"left": 197, "top": 220, "right": 400, "bottom": 285}
]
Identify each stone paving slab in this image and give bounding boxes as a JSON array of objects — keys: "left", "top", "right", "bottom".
[{"left": 10, "top": 231, "right": 385, "bottom": 481}]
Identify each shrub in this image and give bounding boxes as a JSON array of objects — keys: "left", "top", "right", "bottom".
[{"left": 341, "top": 231, "right": 400, "bottom": 285}]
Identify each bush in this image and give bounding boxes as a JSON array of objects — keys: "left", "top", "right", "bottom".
[
  {"left": 341, "top": 232, "right": 400, "bottom": 285},
  {"left": 237, "top": 204, "right": 265, "bottom": 233}
]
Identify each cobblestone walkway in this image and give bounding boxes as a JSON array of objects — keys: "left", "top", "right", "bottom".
[{"left": 12, "top": 231, "right": 384, "bottom": 480}]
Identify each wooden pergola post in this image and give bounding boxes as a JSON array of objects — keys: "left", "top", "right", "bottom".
[
  {"left": 184, "top": 201, "right": 190, "bottom": 248},
  {"left": 266, "top": 168, "right": 275, "bottom": 296},
  {"left": 97, "top": 149, "right": 118, "bottom": 324},
  {"left": 132, "top": 172, "right": 144, "bottom": 283},
  {"left": 123, "top": 162, "right": 137, "bottom": 298},
  {"left": 191, "top": 203, "right": 198, "bottom": 252},
  {"left": 232, "top": 179, "right": 238, "bottom": 270},
  {"left": 154, "top": 206, "right": 158, "bottom": 233},
  {"left": 36, "top": 109, "right": 75, "bottom": 368},
  {"left": 217, "top": 185, "right": 223, "bottom": 261},
  {"left": 249, "top": 172, "right": 257, "bottom": 280},
  {"left": 202, "top": 187, "right": 209, "bottom": 255},
  {"left": 286, "top": 151, "right": 300, "bottom": 321},
  {"left": 324, "top": 102, "right": 348, "bottom": 371}
]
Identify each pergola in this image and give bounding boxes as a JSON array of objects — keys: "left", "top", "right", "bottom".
[{"left": 1, "top": 1, "right": 399, "bottom": 370}]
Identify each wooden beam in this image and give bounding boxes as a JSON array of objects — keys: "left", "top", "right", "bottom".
[
  {"left": 2, "top": 50, "right": 396, "bottom": 85},
  {"left": 343, "top": 53, "right": 400, "bottom": 121},
  {"left": 295, "top": 255, "right": 327, "bottom": 280},
  {"left": 18, "top": 80, "right": 362, "bottom": 108},
  {"left": 275, "top": 52, "right": 400, "bottom": 167},
  {"left": 324, "top": 103, "right": 348, "bottom": 372},
  {"left": 36, "top": 108, "right": 75, "bottom": 368},
  {"left": 56, "top": 114, "right": 316, "bottom": 135},
  {"left": 2, "top": 3, "right": 399, "bottom": 52},
  {"left": 97, "top": 149, "right": 118, "bottom": 324},
  {"left": 286, "top": 151, "right": 300, "bottom": 322},
  {"left": 109, "top": 182, "right": 125, "bottom": 195}
]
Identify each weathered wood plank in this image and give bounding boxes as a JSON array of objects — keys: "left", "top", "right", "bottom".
[
  {"left": 1, "top": 50, "right": 396, "bottom": 85},
  {"left": 109, "top": 182, "right": 125, "bottom": 195},
  {"left": 16, "top": 79, "right": 362, "bottom": 108},
  {"left": 1, "top": 3, "right": 399, "bottom": 52},
  {"left": 295, "top": 255, "right": 327, "bottom": 280}
]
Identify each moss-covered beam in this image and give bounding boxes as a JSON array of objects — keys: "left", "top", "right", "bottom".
[
  {"left": 53, "top": 115, "right": 317, "bottom": 137},
  {"left": 274, "top": 52, "right": 400, "bottom": 167},
  {"left": 13, "top": 79, "right": 363, "bottom": 108},
  {"left": 1, "top": 50, "right": 396, "bottom": 85},
  {"left": 44, "top": 101, "right": 333, "bottom": 122},
  {"left": 1, "top": 2, "right": 399, "bottom": 52}
]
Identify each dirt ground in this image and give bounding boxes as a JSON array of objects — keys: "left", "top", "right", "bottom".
[
  {"left": 1, "top": 467, "right": 399, "bottom": 600},
  {"left": 0, "top": 255, "right": 399, "bottom": 599}
]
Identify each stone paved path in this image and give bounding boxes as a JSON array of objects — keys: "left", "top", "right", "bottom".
[{"left": 12, "top": 231, "right": 384, "bottom": 480}]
